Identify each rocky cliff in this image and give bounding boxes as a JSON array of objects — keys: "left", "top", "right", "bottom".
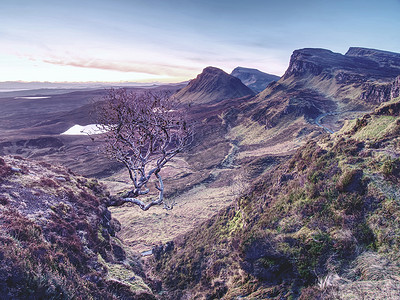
[
  {"left": 283, "top": 47, "right": 400, "bottom": 81},
  {"left": 392, "top": 75, "right": 400, "bottom": 99},
  {"left": 246, "top": 47, "right": 400, "bottom": 132},
  {"left": 346, "top": 47, "right": 400, "bottom": 72}
]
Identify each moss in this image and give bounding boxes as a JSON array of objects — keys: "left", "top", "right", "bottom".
[
  {"left": 381, "top": 158, "right": 400, "bottom": 182},
  {"left": 335, "top": 168, "right": 364, "bottom": 193},
  {"left": 97, "top": 224, "right": 106, "bottom": 243},
  {"left": 107, "top": 262, "right": 151, "bottom": 293},
  {"left": 225, "top": 210, "right": 243, "bottom": 236}
]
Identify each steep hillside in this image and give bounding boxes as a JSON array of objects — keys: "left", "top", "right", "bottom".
[
  {"left": 250, "top": 47, "right": 400, "bottom": 129},
  {"left": 152, "top": 98, "right": 400, "bottom": 299},
  {"left": 231, "top": 67, "right": 280, "bottom": 93},
  {"left": 221, "top": 48, "right": 400, "bottom": 162},
  {"left": 0, "top": 156, "right": 156, "bottom": 299},
  {"left": 174, "top": 67, "right": 255, "bottom": 104}
]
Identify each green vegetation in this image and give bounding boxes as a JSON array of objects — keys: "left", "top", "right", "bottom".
[{"left": 153, "top": 105, "right": 400, "bottom": 299}]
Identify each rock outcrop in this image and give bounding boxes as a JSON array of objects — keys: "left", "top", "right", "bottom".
[
  {"left": 283, "top": 47, "right": 400, "bottom": 82},
  {"left": 391, "top": 75, "right": 400, "bottom": 99},
  {"left": 360, "top": 82, "right": 393, "bottom": 103}
]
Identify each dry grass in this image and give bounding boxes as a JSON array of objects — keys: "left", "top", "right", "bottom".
[
  {"left": 317, "top": 253, "right": 400, "bottom": 299},
  {"left": 100, "top": 114, "right": 322, "bottom": 255},
  {"left": 110, "top": 184, "right": 236, "bottom": 252},
  {"left": 237, "top": 139, "right": 301, "bottom": 159}
]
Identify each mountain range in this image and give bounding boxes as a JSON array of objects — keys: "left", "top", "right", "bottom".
[{"left": 1, "top": 46, "right": 400, "bottom": 299}]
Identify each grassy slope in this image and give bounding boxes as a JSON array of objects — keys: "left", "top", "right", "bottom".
[{"left": 152, "top": 98, "right": 400, "bottom": 299}]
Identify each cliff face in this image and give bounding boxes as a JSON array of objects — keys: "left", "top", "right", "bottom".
[
  {"left": 247, "top": 47, "right": 400, "bottom": 131},
  {"left": 174, "top": 66, "right": 255, "bottom": 104},
  {"left": 392, "top": 76, "right": 400, "bottom": 99},
  {"left": 360, "top": 75, "right": 400, "bottom": 103},
  {"left": 0, "top": 156, "right": 155, "bottom": 299},
  {"left": 282, "top": 48, "right": 339, "bottom": 79},
  {"left": 284, "top": 47, "right": 400, "bottom": 82},
  {"left": 360, "top": 82, "right": 393, "bottom": 103}
]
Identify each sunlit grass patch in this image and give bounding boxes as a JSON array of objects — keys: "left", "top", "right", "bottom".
[{"left": 352, "top": 115, "right": 398, "bottom": 141}]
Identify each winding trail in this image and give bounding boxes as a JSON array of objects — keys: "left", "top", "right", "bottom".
[{"left": 314, "top": 112, "right": 339, "bottom": 134}]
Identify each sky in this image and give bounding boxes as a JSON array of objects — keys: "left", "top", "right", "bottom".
[{"left": 1, "top": 0, "right": 399, "bottom": 83}]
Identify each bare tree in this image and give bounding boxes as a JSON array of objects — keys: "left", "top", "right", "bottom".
[{"left": 95, "top": 88, "right": 192, "bottom": 210}]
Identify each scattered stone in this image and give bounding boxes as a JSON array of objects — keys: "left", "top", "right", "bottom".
[
  {"left": 141, "top": 249, "right": 153, "bottom": 257},
  {"left": 55, "top": 176, "right": 67, "bottom": 182}
]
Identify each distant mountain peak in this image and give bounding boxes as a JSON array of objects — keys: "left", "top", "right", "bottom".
[
  {"left": 231, "top": 67, "right": 280, "bottom": 93},
  {"left": 202, "top": 66, "right": 226, "bottom": 74},
  {"left": 232, "top": 66, "right": 262, "bottom": 73},
  {"left": 174, "top": 66, "right": 255, "bottom": 104},
  {"left": 345, "top": 47, "right": 400, "bottom": 69}
]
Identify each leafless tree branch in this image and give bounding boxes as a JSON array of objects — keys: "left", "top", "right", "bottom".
[{"left": 94, "top": 88, "right": 192, "bottom": 210}]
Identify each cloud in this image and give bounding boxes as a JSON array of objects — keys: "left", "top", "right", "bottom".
[{"left": 41, "top": 57, "right": 200, "bottom": 78}]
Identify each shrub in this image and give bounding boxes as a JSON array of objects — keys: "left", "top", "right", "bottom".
[
  {"left": 381, "top": 158, "right": 400, "bottom": 182},
  {"left": 0, "top": 196, "right": 9, "bottom": 205},
  {"left": 40, "top": 177, "right": 59, "bottom": 188},
  {"left": 0, "top": 157, "right": 12, "bottom": 179}
]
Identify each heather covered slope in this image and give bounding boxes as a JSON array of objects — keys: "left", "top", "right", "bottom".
[
  {"left": 152, "top": 98, "right": 400, "bottom": 299},
  {"left": 0, "top": 156, "right": 155, "bottom": 299}
]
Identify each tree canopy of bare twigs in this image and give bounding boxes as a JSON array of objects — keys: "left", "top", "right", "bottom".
[{"left": 95, "top": 88, "right": 192, "bottom": 210}]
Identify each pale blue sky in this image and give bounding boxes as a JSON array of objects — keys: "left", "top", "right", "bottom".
[{"left": 1, "top": 0, "right": 399, "bottom": 82}]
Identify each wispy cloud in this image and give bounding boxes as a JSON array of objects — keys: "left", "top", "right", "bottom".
[{"left": 40, "top": 57, "right": 199, "bottom": 78}]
